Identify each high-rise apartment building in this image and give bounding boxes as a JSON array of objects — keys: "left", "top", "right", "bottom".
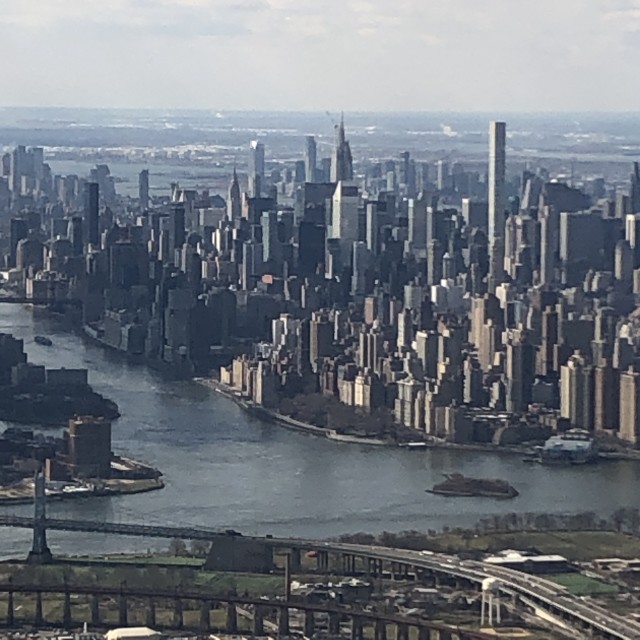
[
  {"left": 138, "top": 169, "right": 149, "bottom": 211},
  {"left": 620, "top": 367, "right": 640, "bottom": 445},
  {"left": 85, "top": 182, "right": 100, "bottom": 247},
  {"left": 488, "top": 121, "right": 506, "bottom": 244},
  {"left": 249, "top": 140, "right": 265, "bottom": 196},
  {"left": 631, "top": 161, "right": 640, "bottom": 214},
  {"left": 560, "top": 352, "right": 594, "bottom": 430},
  {"left": 304, "top": 136, "right": 317, "bottom": 183}
]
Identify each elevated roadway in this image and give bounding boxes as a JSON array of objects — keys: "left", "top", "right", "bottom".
[{"left": 0, "top": 514, "right": 638, "bottom": 639}]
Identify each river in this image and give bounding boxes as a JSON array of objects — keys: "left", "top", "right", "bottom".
[{"left": 1, "top": 304, "right": 639, "bottom": 559}]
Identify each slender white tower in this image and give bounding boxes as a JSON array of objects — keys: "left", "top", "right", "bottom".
[{"left": 488, "top": 121, "right": 507, "bottom": 244}]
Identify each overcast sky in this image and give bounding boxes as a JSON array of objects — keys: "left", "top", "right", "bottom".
[{"left": 2, "top": 0, "right": 640, "bottom": 111}]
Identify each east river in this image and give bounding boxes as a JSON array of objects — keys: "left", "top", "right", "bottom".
[{"left": 1, "top": 304, "right": 640, "bottom": 559}]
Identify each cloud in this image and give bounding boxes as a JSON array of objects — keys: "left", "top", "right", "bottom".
[{"left": 0, "top": 0, "right": 639, "bottom": 110}]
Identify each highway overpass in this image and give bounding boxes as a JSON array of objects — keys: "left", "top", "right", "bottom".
[{"left": 0, "top": 514, "right": 638, "bottom": 639}]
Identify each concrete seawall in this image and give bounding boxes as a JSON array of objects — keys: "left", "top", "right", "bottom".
[{"left": 195, "top": 378, "right": 390, "bottom": 447}]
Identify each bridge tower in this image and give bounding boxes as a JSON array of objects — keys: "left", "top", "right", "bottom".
[{"left": 27, "top": 470, "right": 52, "bottom": 564}]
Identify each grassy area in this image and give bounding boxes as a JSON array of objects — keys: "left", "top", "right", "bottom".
[
  {"left": 0, "top": 562, "right": 284, "bottom": 597},
  {"left": 422, "top": 531, "right": 640, "bottom": 562},
  {"left": 546, "top": 573, "right": 618, "bottom": 596},
  {"left": 63, "top": 554, "right": 205, "bottom": 567}
]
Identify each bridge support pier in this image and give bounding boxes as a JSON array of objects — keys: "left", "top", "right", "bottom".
[
  {"left": 91, "top": 595, "right": 100, "bottom": 626},
  {"left": 350, "top": 616, "right": 363, "bottom": 640},
  {"left": 278, "top": 606, "right": 289, "bottom": 637},
  {"left": 118, "top": 592, "right": 128, "bottom": 627},
  {"left": 173, "top": 598, "right": 183, "bottom": 629},
  {"left": 329, "top": 612, "right": 341, "bottom": 635},
  {"left": 63, "top": 590, "right": 72, "bottom": 628},
  {"left": 34, "top": 591, "right": 43, "bottom": 627},
  {"left": 252, "top": 606, "right": 264, "bottom": 636},
  {"left": 290, "top": 548, "right": 302, "bottom": 572},
  {"left": 367, "top": 558, "right": 383, "bottom": 577},
  {"left": 199, "top": 600, "right": 211, "bottom": 631},
  {"left": 226, "top": 603, "right": 238, "bottom": 634},
  {"left": 396, "top": 623, "right": 409, "bottom": 640},
  {"left": 391, "top": 562, "right": 405, "bottom": 580},
  {"left": 316, "top": 550, "right": 329, "bottom": 572},
  {"left": 418, "top": 626, "right": 431, "bottom": 640},
  {"left": 304, "top": 611, "right": 315, "bottom": 637},
  {"left": 342, "top": 554, "right": 356, "bottom": 575},
  {"left": 6, "top": 589, "right": 13, "bottom": 627},
  {"left": 374, "top": 620, "right": 387, "bottom": 640},
  {"left": 146, "top": 598, "right": 156, "bottom": 628}
]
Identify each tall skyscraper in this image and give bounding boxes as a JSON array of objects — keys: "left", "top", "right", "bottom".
[
  {"left": 408, "top": 196, "right": 428, "bottom": 251},
  {"left": 436, "top": 160, "right": 449, "bottom": 191},
  {"left": 68, "top": 216, "right": 84, "bottom": 257},
  {"left": 366, "top": 203, "right": 379, "bottom": 255},
  {"left": 330, "top": 116, "right": 353, "bottom": 183},
  {"left": 170, "top": 203, "right": 186, "bottom": 253},
  {"left": 631, "top": 161, "right": 640, "bottom": 214},
  {"left": 304, "top": 136, "right": 317, "bottom": 183},
  {"left": 227, "top": 168, "right": 241, "bottom": 221},
  {"left": 9, "top": 145, "right": 27, "bottom": 193},
  {"left": 138, "top": 169, "right": 150, "bottom": 211},
  {"left": 505, "top": 330, "right": 534, "bottom": 413},
  {"left": 261, "top": 210, "right": 281, "bottom": 265},
  {"left": 488, "top": 121, "right": 506, "bottom": 244},
  {"left": 331, "top": 181, "right": 359, "bottom": 259},
  {"left": 310, "top": 311, "right": 332, "bottom": 372},
  {"left": 241, "top": 239, "right": 263, "bottom": 290},
  {"left": 85, "top": 182, "right": 100, "bottom": 247},
  {"left": 249, "top": 141, "right": 265, "bottom": 196},
  {"left": 351, "top": 241, "right": 370, "bottom": 299},
  {"left": 9, "top": 218, "right": 28, "bottom": 268}
]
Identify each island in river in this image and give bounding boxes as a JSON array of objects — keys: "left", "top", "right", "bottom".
[
  {"left": 428, "top": 474, "right": 519, "bottom": 499},
  {"left": 0, "top": 426, "right": 163, "bottom": 505},
  {"left": 0, "top": 382, "right": 120, "bottom": 426},
  {"left": 0, "top": 331, "right": 119, "bottom": 426}
]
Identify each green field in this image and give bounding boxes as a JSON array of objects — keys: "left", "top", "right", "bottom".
[
  {"left": 546, "top": 573, "right": 618, "bottom": 595},
  {"left": 422, "top": 531, "right": 640, "bottom": 562},
  {"left": 0, "top": 562, "right": 285, "bottom": 597}
]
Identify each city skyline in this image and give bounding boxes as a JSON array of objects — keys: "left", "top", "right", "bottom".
[{"left": 3, "top": 0, "right": 640, "bottom": 111}]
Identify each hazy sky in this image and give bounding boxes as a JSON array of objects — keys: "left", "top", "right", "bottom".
[{"left": 2, "top": 0, "right": 640, "bottom": 111}]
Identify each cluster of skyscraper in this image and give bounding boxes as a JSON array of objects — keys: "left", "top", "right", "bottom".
[{"left": 4, "top": 118, "right": 640, "bottom": 447}]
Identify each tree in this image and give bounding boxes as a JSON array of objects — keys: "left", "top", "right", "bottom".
[
  {"left": 168, "top": 538, "right": 188, "bottom": 557},
  {"left": 190, "top": 540, "right": 211, "bottom": 558}
]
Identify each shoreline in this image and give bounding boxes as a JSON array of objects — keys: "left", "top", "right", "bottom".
[
  {"left": 25, "top": 309, "right": 640, "bottom": 464},
  {"left": 195, "top": 377, "right": 520, "bottom": 453},
  {"left": 195, "top": 377, "right": 640, "bottom": 464},
  {"left": 196, "top": 377, "right": 391, "bottom": 446},
  {"left": 0, "top": 475, "right": 164, "bottom": 506}
]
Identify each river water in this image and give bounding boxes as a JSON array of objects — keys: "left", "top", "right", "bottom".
[{"left": 1, "top": 304, "right": 639, "bottom": 559}]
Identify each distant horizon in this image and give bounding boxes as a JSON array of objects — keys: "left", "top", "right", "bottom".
[{"left": 3, "top": 106, "right": 640, "bottom": 116}]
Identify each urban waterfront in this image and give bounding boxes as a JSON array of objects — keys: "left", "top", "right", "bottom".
[{"left": 0, "top": 304, "right": 639, "bottom": 559}]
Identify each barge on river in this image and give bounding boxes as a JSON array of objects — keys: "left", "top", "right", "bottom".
[{"left": 427, "top": 473, "right": 519, "bottom": 499}]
